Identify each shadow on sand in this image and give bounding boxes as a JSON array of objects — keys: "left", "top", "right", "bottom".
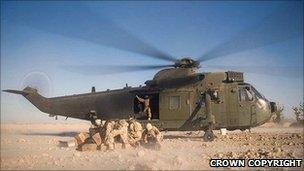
[
  {"left": 23, "top": 132, "right": 205, "bottom": 140},
  {"left": 21, "top": 131, "right": 78, "bottom": 137},
  {"left": 163, "top": 134, "right": 203, "bottom": 140}
]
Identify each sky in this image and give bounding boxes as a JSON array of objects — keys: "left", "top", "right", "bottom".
[{"left": 1, "top": 1, "right": 303, "bottom": 123}]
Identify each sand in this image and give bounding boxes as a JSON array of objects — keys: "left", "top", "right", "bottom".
[{"left": 1, "top": 122, "right": 303, "bottom": 170}]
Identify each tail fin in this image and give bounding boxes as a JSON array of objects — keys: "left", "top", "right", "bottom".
[
  {"left": 3, "top": 86, "right": 50, "bottom": 113},
  {"left": 3, "top": 86, "right": 39, "bottom": 95},
  {"left": 2, "top": 89, "right": 29, "bottom": 95}
]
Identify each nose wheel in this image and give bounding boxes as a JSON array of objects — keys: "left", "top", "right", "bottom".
[
  {"left": 203, "top": 123, "right": 215, "bottom": 142},
  {"left": 203, "top": 130, "right": 215, "bottom": 141}
]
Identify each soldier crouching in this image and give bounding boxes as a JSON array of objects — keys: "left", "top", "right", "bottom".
[
  {"left": 105, "top": 119, "right": 130, "bottom": 150},
  {"left": 76, "top": 119, "right": 103, "bottom": 151},
  {"left": 128, "top": 119, "right": 143, "bottom": 146},
  {"left": 104, "top": 120, "right": 116, "bottom": 150},
  {"left": 142, "top": 123, "right": 163, "bottom": 144},
  {"left": 75, "top": 119, "right": 162, "bottom": 151}
]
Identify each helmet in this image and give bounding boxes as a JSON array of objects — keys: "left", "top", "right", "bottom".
[
  {"left": 95, "top": 119, "right": 102, "bottom": 126},
  {"left": 144, "top": 95, "right": 149, "bottom": 99},
  {"left": 134, "top": 122, "right": 142, "bottom": 131},
  {"left": 105, "top": 120, "right": 115, "bottom": 129},
  {"left": 90, "top": 110, "right": 96, "bottom": 114},
  {"left": 118, "top": 119, "right": 128, "bottom": 127},
  {"left": 146, "top": 123, "right": 153, "bottom": 131},
  {"left": 128, "top": 117, "right": 135, "bottom": 122}
]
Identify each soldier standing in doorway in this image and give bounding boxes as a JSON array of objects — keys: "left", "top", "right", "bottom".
[{"left": 136, "top": 95, "right": 152, "bottom": 120}]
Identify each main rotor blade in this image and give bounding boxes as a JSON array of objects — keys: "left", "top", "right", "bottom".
[
  {"left": 197, "top": 4, "right": 303, "bottom": 62},
  {"left": 12, "top": 3, "right": 175, "bottom": 62},
  {"left": 203, "top": 65, "right": 303, "bottom": 78},
  {"left": 62, "top": 64, "right": 174, "bottom": 75}
]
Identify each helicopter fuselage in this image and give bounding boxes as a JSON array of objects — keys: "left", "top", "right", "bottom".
[{"left": 4, "top": 68, "right": 276, "bottom": 131}]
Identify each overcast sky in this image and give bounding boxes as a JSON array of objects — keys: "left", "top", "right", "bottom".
[{"left": 1, "top": 1, "right": 303, "bottom": 123}]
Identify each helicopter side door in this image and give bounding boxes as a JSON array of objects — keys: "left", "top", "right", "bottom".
[
  {"left": 159, "top": 90, "right": 193, "bottom": 129},
  {"left": 210, "top": 87, "right": 227, "bottom": 128},
  {"left": 226, "top": 84, "right": 239, "bottom": 127}
]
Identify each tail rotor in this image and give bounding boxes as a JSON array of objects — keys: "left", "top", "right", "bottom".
[{"left": 19, "top": 71, "right": 53, "bottom": 97}]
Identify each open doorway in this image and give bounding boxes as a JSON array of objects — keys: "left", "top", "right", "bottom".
[{"left": 133, "top": 93, "right": 159, "bottom": 120}]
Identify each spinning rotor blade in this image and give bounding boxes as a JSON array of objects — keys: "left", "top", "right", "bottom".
[
  {"left": 20, "top": 71, "right": 53, "bottom": 97},
  {"left": 63, "top": 64, "right": 174, "bottom": 75},
  {"left": 203, "top": 65, "right": 303, "bottom": 78},
  {"left": 197, "top": 4, "right": 303, "bottom": 62},
  {"left": 14, "top": 4, "right": 175, "bottom": 62}
]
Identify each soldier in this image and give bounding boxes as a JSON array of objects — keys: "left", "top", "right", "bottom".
[
  {"left": 90, "top": 119, "right": 103, "bottom": 148},
  {"left": 142, "top": 123, "right": 162, "bottom": 144},
  {"left": 104, "top": 120, "right": 116, "bottom": 150},
  {"left": 89, "top": 118, "right": 103, "bottom": 137},
  {"left": 88, "top": 110, "right": 98, "bottom": 125},
  {"left": 136, "top": 95, "right": 152, "bottom": 120},
  {"left": 128, "top": 119, "right": 143, "bottom": 146},
  {"left": 105, "top": 120, "right": 130, "bottom": 150}
]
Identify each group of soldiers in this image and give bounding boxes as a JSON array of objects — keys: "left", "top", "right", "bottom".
[{"left": 74, "top": 118, "right": 163, "bottom": 151}]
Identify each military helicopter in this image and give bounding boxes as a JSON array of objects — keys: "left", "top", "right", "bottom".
[
  {"left": 3, "top": 56, "right": 278, "bottom": 141},
  {"left": 3, "top": 3, "right": 302, "bottom": 141}
]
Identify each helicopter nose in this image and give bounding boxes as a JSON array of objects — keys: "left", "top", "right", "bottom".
[
  {"left": 254, "top": 99, "right": 273, "bottom": 126},
  {"left": 256, "top": 99, "right": 268, "bottom": 110}
]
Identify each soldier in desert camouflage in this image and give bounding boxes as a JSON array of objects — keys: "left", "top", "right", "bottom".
[
  {"left": 88, "top": 110, "right": 98, "bottom": 126},
  {"left": 104, "top": 120, "right": 116, "bottom": 150},
  {"left": 90, "top": 119, "right": 103, "bottom": 148},
  {"left": 128, "top": 119, "right": 143, "bottom": 146},
  {"left": 142, "top": 123, "right": 163, "bottom": 144},
  {"left": 136, "top": 95, "right": 152, "bottom": 120},
  {"left": 105, "top": 120, "right": 130, "bottom": 150}
]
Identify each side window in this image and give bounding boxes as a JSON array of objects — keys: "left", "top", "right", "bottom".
[
  {"left": 239, "top": 88, "right": 246, "bottom": 101},
  {"left": 239, "top": 87, "right": 254, "bottom": 102},
  {"left": 169, "top": 96, "right": 181, "bottom": 110},
  {"left": 245, "top": 87, "right": 254, "bottom": 101}
]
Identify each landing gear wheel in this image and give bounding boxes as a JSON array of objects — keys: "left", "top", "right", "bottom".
[{"left": 203, "top": 130, "right": 215, "bottom": 142}]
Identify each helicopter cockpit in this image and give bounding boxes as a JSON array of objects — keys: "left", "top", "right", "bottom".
[
  {"left": 238, "top": 83, "right": 268, "bottom": 102},
  {"left": 237, "top": 83, "right": 277, "bottom": 116}
]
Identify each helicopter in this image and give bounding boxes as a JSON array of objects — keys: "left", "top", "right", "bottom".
[
  {"left": 3, "top": 57, "right": 277, "bottom": 141},
  {"left": 3, "top": 3, "right": 302, "bottom": 141}
]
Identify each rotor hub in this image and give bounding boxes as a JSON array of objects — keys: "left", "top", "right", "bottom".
[{"left": 174, "top": 57, "right": 200, "bottom": 68}]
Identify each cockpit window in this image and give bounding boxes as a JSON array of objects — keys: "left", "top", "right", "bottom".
[
  {"left": 238, "top": 83, "right": 268, "bottom": 102},
  {"left": 239, "top": 86, "right": 254, "bottom": 101},
  {"left": 251, "top": 86, "right": 265, "bottom": 99}
]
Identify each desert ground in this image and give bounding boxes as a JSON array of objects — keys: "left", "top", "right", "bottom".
[{"left": 1, "top": 122, "right": 303, "bottom": 170}]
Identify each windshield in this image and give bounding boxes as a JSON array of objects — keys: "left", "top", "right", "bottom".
[
  {"left": 238, "top": 83, "right": 268, "bottom": 102},
  {"left": 251, "top": 86, "right": 267, "bottom": 101}
]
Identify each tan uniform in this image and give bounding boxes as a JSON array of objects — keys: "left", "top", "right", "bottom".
[
  {"left": 104, "top": 121, "right": 116, "bottom": 150},
  {"left": 74, "top": 132, "right": 90, "bottom": 146},
  {"left": 105, "top": 120, "right": 130, "bottom": 150},
  {"left": 136, "top": 96, "right": 152, "bottom": 120},
  {"left": 142, "top": 125, "right": 162, "bottom": 143},
  {"left": 105, "top": 121, "right": 115, "bottom": 136},
  {"left": 78, "top": 125, "right": 103, "bottom": 151},
  {"left": 128, "top": 120, "right": 142, "bottom": 145},
  {"left": 90, "top": 125, "right": 103, "bottom": 147}
]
